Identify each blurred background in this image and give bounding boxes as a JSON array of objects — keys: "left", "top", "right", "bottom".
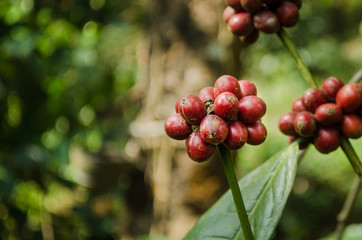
[{"left": 0, "top": 0, "right": 361, "bottom": 239}]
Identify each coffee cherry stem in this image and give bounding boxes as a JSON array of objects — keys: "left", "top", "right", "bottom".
[
  {"left": 218, "top": 144, "right": 255, "bottom": 240},
  {"left": 340, "top": 136, "right": 362, "bottom": 183},
  {"left": 276, "top": 28, "right": 318, "bottom": 89}
]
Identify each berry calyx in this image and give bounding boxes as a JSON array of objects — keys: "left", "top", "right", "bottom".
[
  {"left": 186, "top": 132, "right": 216, "bottom": 162},
  {"left": 238, "top": 96, "right": 267, "bottom": 123},
  {"left": 246, "top": 121, "right": 267, "bottom": 145},
  {"left": 179, "top": 95, "right": 207, "bottom": 125},
  {"left": 294, "top": 111, "right": 317, "bottom": 137},
  {"left": 164, "top": 113, "right": 192, "bottom": 140},
  {"left": 200, "top": 115, "right": 229, "bottom": 145},
  {"left": 223, "top": 121, "right": 248, "bottom": 150},
  {"left": 214, "top": 92, "right": 239, "bottom": 121},
  {"left": 314, "top": 128, "right": 341, "bottom": 154}
]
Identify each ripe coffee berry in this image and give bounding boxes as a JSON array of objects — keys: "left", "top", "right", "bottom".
[
  {"left": 242, "top": 29, "right": 260, "bottom": 44},
  {"left": 314, "top": 128, "right": 341, "bottom": 154},
  {"left": 186, "top": 132, "right": 216, "bottom": 162},
  {"left": 278, "top": 112, "right": 297, "bottom": 136},
  {"left": 238, "top": 96, "right": 266, "bottom": 123},
  {"left": 198, "top": 87, "right": 215, "bottom": 103},
  {"left": 238, "top": 80, "right": 257, "bottom": 97},
  {"left": 314, "top": 103, "right": 343, "bottom": 127},
  {"left": 275, "top": 1, "right": 300, "bottom": 28},
  {"left": 179, "top": 95, "right": 206, "bottom": 125},
  {"left": 164, "top": 113, "right": 192, "bottom": 140},
  {"left": 223, "top": 121, "right": 248, "bottom": 150},
  {"left": 228, "top": 12, "right": 254, "bottom": 36},
  {"left": 214, "top": 75, "right": 242, "bottom": 99},
  {"left": 294, "top": 111, "right": 317, "bottom": 137},
  {"left": 253, "top": 11, "right": 280, "bottom": 34},
  {"left": 200, "top": 115, "right": 228, "bottom": 145},
  {"left": 241, "top": 0, "right": 262, "bottom": 14},
  {"left": 246, "top": 121, "right": 267, "bottom": 145},
  {"left": 214, "top": 92, "right": 239, "bottom": 121},
  {"left": 321, "top": 76, "right": 344, "bottom": 101},
  {"left": 223, "top": 6, "right": 236, "bottom": 23},
  {"left": 302, "top": 88, "right": 327, "bottom": 112},
  {"left": 225, "top": 0, "right": 244, "bottom": 12},
  {"left": 336, "top": 83, "right": 362, "bottom": 113},
  {"left": 340, "top": 114, "right": 362, "bottom": 139},
  {"left": 292, "top": 97, "right": 306, "bottom": 112}
]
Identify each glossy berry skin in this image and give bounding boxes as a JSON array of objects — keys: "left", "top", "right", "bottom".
[
  {"left": 292, "top": 97, "right": 306, "bottom": 112},
  {"left": 242, "top": 28, "right": 259, "bottom": 44},
  {"left": 278, "top": 112, "right": 297, "bottom": 136},
  {"left": 275, "top": 1, "right": 300, "bottom": 27},
  {"left": 179, "top": 95, "right": 207, "bottom": 125},
  {"left": 321, "top": 77, "right": 344, "bottom": 101},
  {"left": 253, "top": 11, "right": 280, "bottom": 34},
  {"left": 164, "top": 113, "right": 192, "bottom": 140},
  {"left": 223, "top": 6, "right": 235, "bottom": 23},
  {"left": 238, "top": 80, "right": 257, "bottom": 97},
  {"left": 214, "top": 75, "right": 242, "bottom": 99},
  {"left": 246, "top": 121, "right": 267, "bottom": 145},
  {"left": 223, "top": 121, "right": 248, "bottom": 150},
  {"left": 340, "top": 114, "right": 362, "bottom": 139},
  {"left": 175, "top": 97, "right": 182, "bottom": 113},
  {"left": 238, "top": 96, "right": 267, "bottom": 123},
  {"left": 314, "top": 103, "right": 343, "bottom": 127},
  {"left": 228, "top": 12, "right": 254, "bottom": 36},
  {"left": 214, "top": 92, "right": 239, "bottom": 121},
  {"left": 302, "top": 88, "right": 327, "bottom": 113},
  {"left": 225, "top": 0, "right": 244, "bottom": 12},
  {"left": 186, "top": 132, "right": 216, "bottom": 162},
  {"left": 200, "top": 115, "right": 228, "bottom": 145},
  {"left": 294, "top": 111, "right": 317, "bottom": 137},
  {"left": 314, "top": 128, "right": 341, "bottom": 154},
  {"left": 198, "top": 87, "right": 215, "bottom": 103},
  {"left": 241, "top": 0, "right": 262, "bottom": 13},
  {"left": 336, "top": 83, "right": 362, "bottom": 113}
]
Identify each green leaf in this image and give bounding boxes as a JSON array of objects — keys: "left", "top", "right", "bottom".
[
  {"left": 183, "top": 142, "right": 299, "bottom": 240},
  {"left": 319, "top": 223, "right": 362, "bottom": 240}
]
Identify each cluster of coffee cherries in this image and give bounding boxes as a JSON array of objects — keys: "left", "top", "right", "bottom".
[
  {"left": 278, "top": 77, "right": 362, "bottom": 154},
  {"left": 223, "top": 0, "right": 301, "bottom": 44},
  {"left": 164, "top": 75, "right": 267, "bottom": 162}
]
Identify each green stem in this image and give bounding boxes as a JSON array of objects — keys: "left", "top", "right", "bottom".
[
  {"left": 277, "top": 28, "right": 318, "bottom": 88},
  {"left": 340, "top": 137, "right": 362, "bottom": 183},
  {"left": 218, "top": 144, "right": 255, "bottom": 240}
]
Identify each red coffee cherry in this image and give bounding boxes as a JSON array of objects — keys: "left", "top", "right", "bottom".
[
  {"left": 246, "top": 121, "right": 267, "bottom": 145},
  {"left": 223, "top": 121, "right": 248, "bottom": 150},
  {"left": 238, "top": 96, "right": 267, "bottom": 123},
  {"left": 321, "top": 76, "right": 344, "bottom": 101},
  {"left": 314, "top": 128, "right": 341, "bottom": 154},
  {"left": 294, "top": 111, "right": 317, "bottom": 137},
  {"left": 225, "top": 0, "right": 245, "bottom": 12},
  {"left": 241, "top": 0, "right": 263, "bottom": 13},
  {"left": 242, "top": 28, "right": 260, "bottom": 44},
  {"left": 253, "top": 11, "right": 280, "bottom": 34},
  {"left": 302, "top": 88, "right": 327, "bottom": 113},
  {"left": 279, "top": 112, "right": 297, "bottom": 136},
  {"left": 238, "top": 80, "right": 257, "bottom": 97},
  {"left": 164, "top": 113, "right": 192, "bottom": 140},
  {"left": 186, "top": 132, "right": 216, "bottom": 162},
  {"left": 275, "top": 1, "right": 300, "bottom": 28},
  {"left": 198, "top": 87, "right": 215, "bottom": 103},
  {"left": 175, "top": 97, "right": 182, "bottom": 113},
  {"left": 340, "top": 114, "right": 362, "bottom": 139},
  {"left": 214, "top": 75, "right": 242, "bottom": 99},
  {"left": 314, "top": 103, "right": 343, "bottom": 127},
  {"left": 179, "top": 95, "right": 207, "bottom": 125},
  {"left": 200, "top": 115, "right": 228, "bottom": 145},
  {"left": 223, "top": 6, "right": 236, "bottom": 23},
  {"left": 214, "top": 92, "right": 239, "bottom": 121},
  {"left": 336, "top": 83, "right": 362, "bottom": 113},
  {"left": 288, "top": 0, "right": 302, "bottom": 9},
  {"left": 228, "top": 12, "right": 254, "bottom": 36},
  {"left": 292, "top": 97, "right": 306, "bottom": 112}
]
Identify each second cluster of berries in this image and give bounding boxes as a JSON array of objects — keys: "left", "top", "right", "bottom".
[
  {"left": 164, "top": 75, "right": 267, "bottom": 162},
  {"left": 223, "top": 0, "right": 301, "bottom": 44},
  {"left": 279, "top": 77, "right": 362, "bottom": 154}
]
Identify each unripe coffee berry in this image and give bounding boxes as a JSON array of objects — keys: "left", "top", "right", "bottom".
[
  {"left": 314, "top": 128, "right": 341, "bottom": 154},
  {"left": 198, "top": 87, "right": 215, "bottom": 103},
  {"left": 253, "top": 11, "right": 280, "bottom": 34},
  {"left": 314, "top": 103, "right": 343, "bottom": 127},
  {"left": 200, "top": 115, "right": 228, "bottom": 145},
  {"left": 179, "top": 95, "right": 207, "bottom": 125},
  {"left": 292, "top": 97, "right": 306, "bottom": 112},
  {"left": 321, "top": 76, "right": 344, "bottom": 101},
  {"left": 214, "top": 92, "right": 239, "bottom": 121},
  {"left": 238, "top": 80, "right": 257, "bottom": 97},
  {"left": 186, "top": 132, "right": 216, "bottom": 162},
  {"left": 302, "top": 88, "right": 327, "bottom": 113},
  {"left": 278, "top": 112, "right": 297, "bottom": 136},
  {"left": 164, "top": 113, "right": 192, "bottom": 140},
  {"left": 340, "top": 114, "right": 362, "bottom": 139},
  {"left": 228, "top": 12, "right": 254, "bottom": 36},
  {"left": 336, "top": 83, "right": 362, "bottom": 113},
  {"left": 246, "top": 121, "right": 267, "bottom": 145},
  {"left": 223, "top": 121, "right": 248, "bottom": 150},
  {"left": 238, "top": 96, "right": 267, "bottom": 123},
  {"left": 294, "top": 111, "right": 317, "bottom": 137},
  {"left": 275, "top": 1, "right": 300, "bottom": 28},
  {"left": 241, "top": 0, "right": 262, "bottom": 14},
  {"left": 214, "top": 75, "right": 242, "bottom": 99},
  {"left": 223, "top": 6, "right": 236, "bottom": 23}
]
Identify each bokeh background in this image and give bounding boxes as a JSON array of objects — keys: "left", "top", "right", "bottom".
[{"left": 0, "top": 0, "right": 361, "bottom": 239}]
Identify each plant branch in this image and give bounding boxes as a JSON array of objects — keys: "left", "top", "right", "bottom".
[
  {"left": 218, "top": 144, "right": 255, "bottom": 240},
  {"left": 340, "top": 137, "right": 362, "bottom": 182},
  {"left": 349, "top": 67, "right": 362, "bottom": 83},
  {"left": 334, "top": 176, "right": 361, "bottom": 240},
  {"left": 277, "top": 28, "right": 318, "bottom": 88}
]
